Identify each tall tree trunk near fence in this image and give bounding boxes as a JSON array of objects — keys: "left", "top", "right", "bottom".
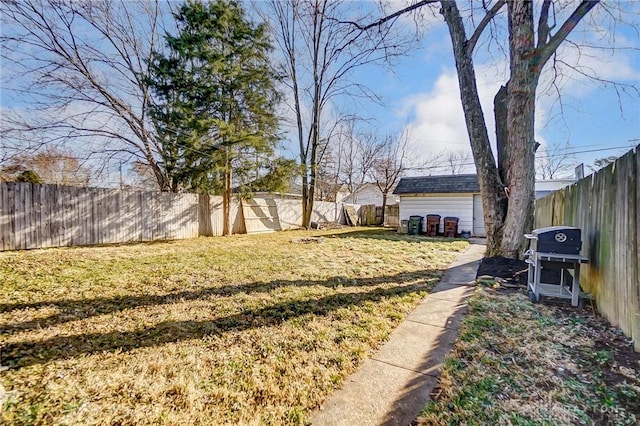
[
  {"left": 380, "top": 193, "right": 388, "bottom": 225},
  {"left": 441, "top": 1, "right": 507, "bottom": 256},
  {"left": 498, "top": 1, "right": 538, "bottom": 258},
  {"left": 441, "top": 0, "right": 598, "bottom": 258},
  {"left": 223, "top": 151, "right": 232, "bottom": 236}
]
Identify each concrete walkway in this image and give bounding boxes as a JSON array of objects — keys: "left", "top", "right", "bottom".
[{"left": 310, "top": 241, "right": 486, "bottom": 426}]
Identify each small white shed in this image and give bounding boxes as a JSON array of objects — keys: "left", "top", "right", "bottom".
[
  {"left": 393, "top": 174, "right": 482, "bottom": 236},
  {"left": 393, "top": 175, "right": 574, "bottom": 237}
]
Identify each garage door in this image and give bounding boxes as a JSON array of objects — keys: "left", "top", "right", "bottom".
[{"left": 472, "top": 194, "right": 485, "bottom": 237}]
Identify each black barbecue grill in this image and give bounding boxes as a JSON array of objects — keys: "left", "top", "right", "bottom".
[{"left": 525, "top": 226, "right": 588, "bottom": 306}]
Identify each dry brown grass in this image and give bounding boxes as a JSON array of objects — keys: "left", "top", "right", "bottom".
[{"left": 0, "top": 228, "right": 467, "bottom": 425}]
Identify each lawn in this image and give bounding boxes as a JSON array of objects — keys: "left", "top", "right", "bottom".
[
  {"left": 0, "top": 227, "right": 468, "bottom": 425},
  {"left": 417, "top": 286, "right": 640, "bottom": 425}
]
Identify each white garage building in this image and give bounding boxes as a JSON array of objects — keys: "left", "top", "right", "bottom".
[{"left": 393, "top": 174, "right": 574, "bottom": 237}]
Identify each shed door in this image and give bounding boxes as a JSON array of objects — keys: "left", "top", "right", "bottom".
[{"left": 472, "top": 194, "right": 486, "bottom": 237}]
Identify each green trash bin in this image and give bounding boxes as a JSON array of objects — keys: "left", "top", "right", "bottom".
[{"left": 408, "top": 215, "right": 423, "bottom": 235}]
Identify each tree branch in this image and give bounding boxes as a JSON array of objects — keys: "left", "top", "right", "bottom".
[
  {"left": 467, "top": 0, "right": 506, "bottom": 55},
  {"left": 531, "top": 0, "right": 600, "bottom": 73},
  {"left": 347, "top": 0, "right": 438, "bottom": 31},
  {"left": 537, "top": 0, "right": 552, "bottom": 49}
]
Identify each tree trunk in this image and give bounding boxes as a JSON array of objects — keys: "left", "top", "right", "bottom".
[
  {"left": 494, "top": 85, "right": 509, "bottom": 185},
  {"left": 301, "top": 163, "right": 311, "bottom": 228},
  {"left": 440, "top": 1, "right": 507, "bottom": 256},
  {"left": 438, "top": 0, "right": 598, "bottom": 259},
  {"left": 380, "top": 192, "right": 388, "bottom": 225},
  {"left": 498, "top": 1, "right": 538, "bottom": 258},
  {"left": 223, "top": 149, "right": 232, "bottom": 236},
  {"left": 303, "top": 131, "right": 319, "bottom": 228}
]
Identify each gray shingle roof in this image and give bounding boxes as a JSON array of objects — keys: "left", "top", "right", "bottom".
[{"left": 393, "top": 174, "right": 480, "bottom": 195}]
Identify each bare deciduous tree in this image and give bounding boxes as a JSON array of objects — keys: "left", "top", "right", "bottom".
[
  {"left": 265, "top": 0, "right": 409, "bottom": 227},
  {"left": 370, "top": 130, "right": 411, "bottom": 224},
  {"left": 1, "top": 0, "right": 172, "bottom": 188},
  {"left": 444, "top": 150, "right": 473, "bottom": 175},
  {"left": 1, "top": 147, "right": 91, "bottom": 186},
  {"left": 365, "top": 0, "right": 613, "bottom": 257},
  {"left": 535, "top": 142, "right": 577, "bottom": 179}
]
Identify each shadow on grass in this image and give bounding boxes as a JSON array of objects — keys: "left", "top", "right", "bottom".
[
  {"left": 1, "top": 270, "right": 441, "bottom": 334},
  {"left": 325, "top": 228, "right": 467, "bottom": 244},
  {"left": 1, "top": 271, "right": 444, "bottom": 369}
]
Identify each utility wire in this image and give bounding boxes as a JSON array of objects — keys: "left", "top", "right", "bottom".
[{"left": 405, "top": 144, "right": 637, "bottom": 171}]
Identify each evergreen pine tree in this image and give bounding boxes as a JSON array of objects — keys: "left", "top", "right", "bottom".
[{"left": 148, "top": 0, "right": 280, "bottom": 197}]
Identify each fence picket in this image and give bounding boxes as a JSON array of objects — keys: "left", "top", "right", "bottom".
[
  {"left": 0, "top": 183, "right": 353, "bottom": 250},
  {"left": 534, "top": 145, "right": 639, "bottom": 351}
]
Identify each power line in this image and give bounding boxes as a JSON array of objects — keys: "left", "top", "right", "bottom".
[{"left": 405, "top": 144, "right": 637, "bottom": 171}]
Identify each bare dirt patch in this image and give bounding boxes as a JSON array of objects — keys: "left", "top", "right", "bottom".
[{"left": 476, "top": 255, "right": 528, "bottom": 284}]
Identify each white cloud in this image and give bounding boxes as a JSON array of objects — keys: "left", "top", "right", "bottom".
[
  {"left": 396, "top": 63, "right": 507, "bottom": 172},
  {"left": 396, "top": 20, "right": 640, "bottom": 174},
  {"left": 537, "top": 42, "right": 640, "bottom": 104}
]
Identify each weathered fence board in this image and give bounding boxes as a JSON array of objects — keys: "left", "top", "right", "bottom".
[
  {"left": 384, "top": 204, "right": 399, "bottom": 228},
  {"left": 359, "top": 204, "right": 377, "bottom": 225},
  {"left": 0, "top": 183, "right": 357, "bottom": 250},
  {"left": 356, "top": 204, "right": 399, "bottom": 227},
  {"left": 0, "top": 183, "right": 200, "bottom": 250},
  {"left": 534, "top": 145, "right": 639, "bottom": 351},
  {"left": 313, "top": 200, "right": 347, "bottom": 224},
  {"left": 243, "top": 198, "right": 281, "bottom": 234}
]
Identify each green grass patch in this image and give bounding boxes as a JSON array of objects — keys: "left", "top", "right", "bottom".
[
  {"left": 0, "top": 228, "right": 466, "bottom": 425},
  {"left": 417, "top": 288, "right": 640, "bottom": 426}
]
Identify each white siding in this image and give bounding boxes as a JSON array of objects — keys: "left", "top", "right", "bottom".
[
  {"left": 342, "top": 184, "right": 399, "bottom": 206},
  {"left": 399, "top": 194, "right": 474, "bottom": 234},
  {"left": 472, "top": 194, "right": 486, "bottom": 237}
]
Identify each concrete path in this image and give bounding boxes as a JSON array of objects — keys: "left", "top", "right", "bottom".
[{"left": 310, "top": 241, "right": 486, "bottom": 426}]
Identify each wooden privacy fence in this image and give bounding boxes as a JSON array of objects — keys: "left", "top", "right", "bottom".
[
  {"left": 384, "top": 204, "right": 399, "bottom": 228},
  {"left": 0, "top": 183, "right": 200, "bottom": 250},
  {"left": 359, "top": 204, "right": 377, "bottom": 225},
  {"left": 358, "top": 203, "right": 400, "bottom": 227},
  {"left": 240, "top": 197, "right": 350, "bottom": 234},
  {"left": 0, "top": 182, "right": 356, "bottom": 251},
  {"left": 534, "top": 145, "right": 639, "bottom": 351}
]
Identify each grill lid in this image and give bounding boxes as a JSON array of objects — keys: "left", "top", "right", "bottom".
[
  {"left": 530, "top": 225, "right": 580, "bottom": 239},
  {"left": 526, "top": 226, "right": 582, "bottom": 255}
]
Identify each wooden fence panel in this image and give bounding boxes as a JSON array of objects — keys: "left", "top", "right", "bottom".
[
  {"left": 359, "top": 204, "right": 376, "bottom": 225},
  {"left": 0, "top": 183, "right": 200, "bottom": 250},
  {"left": 384, "top": 204, "right": 399, "bottom": 228},
  {"left": 0, "top": 184, "right": 357, "bottom": 253},
  {"left": 272, "top": 199, "right": 303, "bottom": 230},
  {"left": 534, "top": 145, "right": 639, "bottom": 351},
  {"left": 313, "top": 200, "right": 344, "bottom": 224},
  {"left": 635, "top": 149, "right": 640, "bottom": 347},
  {"left": 243, "top": 198, "right": 281, "bottom": 234}
]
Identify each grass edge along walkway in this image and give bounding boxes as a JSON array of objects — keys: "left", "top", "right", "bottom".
[
  {"left": 416, "top": 286, "right": 640, "bottom": 425},
  {"left": 310, "top": 242, "right": 486, "bottom": 425}
]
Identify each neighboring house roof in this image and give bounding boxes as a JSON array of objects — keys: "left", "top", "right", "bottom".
[
  {"left": 393, "top": 174, "right": 480, "bottom": 195},
  {"left": 535, "top": 179, "right": 575, "bottom": 191},
  {"left": 393, "top": 174, "right": 575, "bottom": 196}
]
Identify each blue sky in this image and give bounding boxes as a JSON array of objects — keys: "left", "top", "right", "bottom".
[
  {"left": 321, "top": 1, "right": 640, "bottom": 177},
  {"left": 2, "top": 0, "right": 639, "bottom": 184}
]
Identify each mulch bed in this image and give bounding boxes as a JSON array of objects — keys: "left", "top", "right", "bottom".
[{"left": 476, "top": 255, "right": 528, "bottom": 285}]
